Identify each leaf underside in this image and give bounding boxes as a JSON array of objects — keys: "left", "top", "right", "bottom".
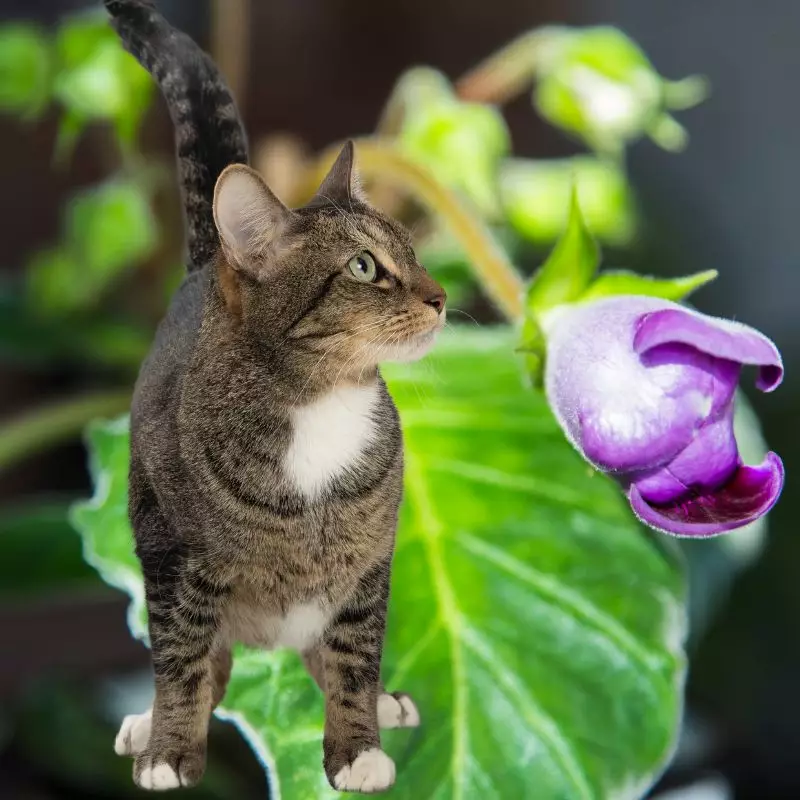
[{"left": 71, "top": 327, "right": 686, "bottom": 800}]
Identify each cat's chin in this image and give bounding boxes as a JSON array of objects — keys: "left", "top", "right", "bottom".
[{"left": 379, "top": 329, "right": 440, "bottom": 363}]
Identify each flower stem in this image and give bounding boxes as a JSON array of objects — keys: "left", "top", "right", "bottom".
[
  {"left": 309, "top": 139, "right": 526, "bottom": 320},
  {"left": 0, "top": 389, "right": 131, "bottom": 473},
  {"left": 456, "top": 26, "right": 568, "bottom": 105}
]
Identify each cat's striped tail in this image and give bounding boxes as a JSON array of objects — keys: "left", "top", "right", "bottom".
[{"left": 104, "top": 0, "right": 249, "bottom": 272}]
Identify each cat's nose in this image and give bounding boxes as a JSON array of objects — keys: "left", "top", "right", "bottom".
[{"left": 424, "top": 290, "right": 446, "bottom": 315}]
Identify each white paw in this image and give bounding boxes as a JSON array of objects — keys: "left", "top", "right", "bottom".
[
  {"left": 333, "top": 748, "right": 396, "bottom": 793},
  {"left": 114, "top": 709, "right": 152, "bottom": 756},
  {"left": 137, "top": 762, "right": 181, "bottom": 791},
  {"left": 377, "top": 692, "right": 420, "bottom": 728}
]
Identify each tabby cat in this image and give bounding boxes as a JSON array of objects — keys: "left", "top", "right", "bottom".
[{"left": 104, "top": 0, "right": 445, "bottom": 793}]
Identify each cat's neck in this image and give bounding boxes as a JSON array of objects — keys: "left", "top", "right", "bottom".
[{"left": 193, "top": 277, "right": 381, "bottom": 411}]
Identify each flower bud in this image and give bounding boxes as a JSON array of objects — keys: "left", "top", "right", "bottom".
[
  {"left": 544, "top": 295, "right": 784, "bottom": 536},
  {"left": 533, "top": 27, "right": 708, "bottom": 154}
]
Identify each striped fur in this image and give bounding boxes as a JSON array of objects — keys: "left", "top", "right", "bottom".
[{"left": 105, "top": 0, "right": 248, "bottom": 271}]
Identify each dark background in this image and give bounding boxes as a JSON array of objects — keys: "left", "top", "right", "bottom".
[{"left": 1, "top": 1, "right": 797, "bottom": 798}]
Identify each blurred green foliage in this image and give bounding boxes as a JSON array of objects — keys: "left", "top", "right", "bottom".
[
  {"left": 395, "top": 68, "right": 511, "bottom": 219},
  {"left": 0, "top": 285, "right": 151, "bottom": 369},
  {"left": 0, "top": 503, "right": 98, "bottom": 597},
  {"left": 54, "top": 11, "right": 154, "bottom": 156},
  {"left": 501, "top": 156, "right": 636, "bottom": 245},
  {"left": 27, "top": 178, "right": 158, "bottom": 315},
  {"left": 0, "top": 24, "right": 51, "bottom": 117},
  {"left": 531, "top": 27, "right": 708, "bottom": 155}
]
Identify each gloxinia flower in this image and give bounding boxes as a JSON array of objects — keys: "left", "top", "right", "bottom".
[{"left": 545, "top": 295, "right": 784, "bottom": 537}]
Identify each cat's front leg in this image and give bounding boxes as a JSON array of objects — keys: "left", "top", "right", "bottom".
[{"left": 321, "top": 560, "right": 395, "bottom": 793}]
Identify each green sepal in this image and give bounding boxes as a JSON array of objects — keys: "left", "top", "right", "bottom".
[
  {"left": 582, "top": 269, "right": 718, "bottom": 303},
  {"left": 526, "top": 189, "right": 600, "bottom": 317},
  {"left": 518, "top": 315, "right": 547, "bottom": 389}
]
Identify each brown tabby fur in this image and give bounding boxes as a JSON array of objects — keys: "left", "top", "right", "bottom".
[{"left": 106, "top": 0, "right": 445, "bottom": 792}]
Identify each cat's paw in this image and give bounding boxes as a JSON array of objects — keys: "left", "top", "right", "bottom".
[
  {"left": 114, "top": 709, "right": 152, "bottom": 756},
  {"left": 333, "top": 748, "right": 396, "bottom": 793},
  {"left": 377, "top": 692, "right": 420, "bottom": 728},
  {"left": 134, "top": 747, "right": 205, "bottom": 791}
]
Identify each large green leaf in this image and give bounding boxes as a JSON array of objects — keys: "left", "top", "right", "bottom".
[{"left": 71, "top": 328, "right": 686, "bottom": 799}]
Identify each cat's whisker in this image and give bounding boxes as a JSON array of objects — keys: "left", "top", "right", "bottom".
[
  {"left": 447, "top": 307, "right": 481, "bottom": 327},
  {"left": 287, "top": 317, "right": 388, "bottom": 348}
]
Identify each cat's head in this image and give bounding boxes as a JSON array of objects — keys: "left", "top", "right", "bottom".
[{"left": 212, "top": 142, "right": 445, "bottom": 375}]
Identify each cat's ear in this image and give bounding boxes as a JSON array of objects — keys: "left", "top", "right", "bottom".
[
  {"left": 307, "top": 140, "right": 367, "bottom": 209},
  {"left": 213, "top": 164, "right": 292, "bottom": 267}
]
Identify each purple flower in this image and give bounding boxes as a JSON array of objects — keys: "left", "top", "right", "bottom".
[{"left": 544, "top": 295, "right": 784, "bottom": 537}]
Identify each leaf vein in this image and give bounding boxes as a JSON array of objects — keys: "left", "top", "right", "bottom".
[
  {"left": 461, "top": 626, "right": 594, "bottom": 799},
  {"left": 457, "top": 533, "right": 663, "bottom": 673}
]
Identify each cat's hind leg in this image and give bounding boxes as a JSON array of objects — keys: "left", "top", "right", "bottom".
[
  {"left": 303, "top": 648, "right": 420, "bottom": 730},
  {"left": 124, "top": 470, "right": 230, "bottom": 790},
  {"left": 132, "top": 564, "right": 228, "bottom": 791},
  {"left": 376, "top": 691, "right": 420, "bottom": 729}
]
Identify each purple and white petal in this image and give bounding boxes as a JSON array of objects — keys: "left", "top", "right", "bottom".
[
  {"left": 633, "top": 307, "right": 783, "bottom": 392},
  {"left": 628, "top": 452, "right": 784, "bottom": 537},
  {"left": 632, "top": 409, "right": 740, "bottom": 505}
]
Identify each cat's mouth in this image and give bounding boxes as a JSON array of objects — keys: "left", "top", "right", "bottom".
[{"left": 377, "top": 314, "right": 444, "bottom": 363}]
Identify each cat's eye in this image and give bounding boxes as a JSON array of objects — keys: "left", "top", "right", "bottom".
[{"left": 347, "top": 251, "right": 378, "bottom": 283}]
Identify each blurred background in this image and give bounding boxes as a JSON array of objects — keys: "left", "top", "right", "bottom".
[{"left": 0, "top": 0, "right": 797, "bottom": 798}]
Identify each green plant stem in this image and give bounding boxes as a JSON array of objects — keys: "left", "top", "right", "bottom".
[
  {"left": 0, "top": 389, "right": 131, "bottom": 473},
  {"left": 456, "top": 27, "right": 567, "bottom": 105},
  {"left": 309, "top": 139, "right": 526, "bottom": 320}
]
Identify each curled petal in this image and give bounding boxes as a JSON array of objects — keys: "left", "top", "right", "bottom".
[
  {"left": 633, "top": 410, "right": 740, "bottom": 505},
  {"left": 633, "top": 307, "right": 783, "bottom": 392},
  {"left": 628, "top": 452, "right": 784, "bottom": 537}
]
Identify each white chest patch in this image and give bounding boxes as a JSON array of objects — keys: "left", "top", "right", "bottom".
[
  {"left": 285, "top": 383, "right": 378, "bottom": 500},
  {"left": 225, "top": 599, "right": 331, "bottom": 651}
]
